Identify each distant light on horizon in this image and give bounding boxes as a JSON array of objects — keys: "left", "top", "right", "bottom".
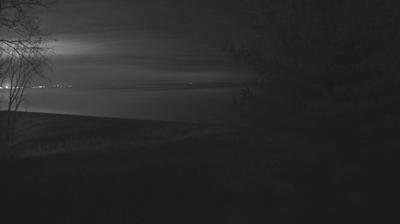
[
  {"left": 31, "top": 85, "right": 46, "bottom": 89},
  {"left": 1, "top": 84, "right": 10, "bottom": 89},
  {"left": 0, "top": 85, "right": 25, "bottom": 89}
]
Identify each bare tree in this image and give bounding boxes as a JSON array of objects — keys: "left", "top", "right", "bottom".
[{"left": 0, "top": 0, "right": 51, "bottom": 144}]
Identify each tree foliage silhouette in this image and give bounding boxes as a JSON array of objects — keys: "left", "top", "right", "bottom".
[{"left": 228, "top": 0, "right": 400, "bottom": 131}]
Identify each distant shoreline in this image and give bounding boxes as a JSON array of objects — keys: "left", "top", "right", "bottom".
[{"left": 0, "top": 82, "right": 257, "bottom": 92}]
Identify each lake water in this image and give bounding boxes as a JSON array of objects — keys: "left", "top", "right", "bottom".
[{"left": 1, "top": 87, "right": 245, "bottom": 125}]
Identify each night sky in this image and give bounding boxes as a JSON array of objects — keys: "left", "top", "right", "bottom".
[{"left": 39, "top": 0, "right": 257, "bottom": 86}]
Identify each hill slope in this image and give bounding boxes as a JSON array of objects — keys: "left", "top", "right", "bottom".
[{"left": 0, "top": 112, "right": 378, "bottom": 223}]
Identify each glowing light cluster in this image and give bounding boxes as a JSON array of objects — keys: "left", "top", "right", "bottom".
[
  {"left": 0, "top": 85, "right": 25, "bottom": 89},
  {"left": 0, "top": 84, "right": 11, "bottom": 89},
  {"left": 31, "top": 85, "right": 46, "bottom": 89}
]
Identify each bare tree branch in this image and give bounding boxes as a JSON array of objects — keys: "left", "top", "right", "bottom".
[{"left": 0, "top": 0, "right": 51, "bottom": 144}]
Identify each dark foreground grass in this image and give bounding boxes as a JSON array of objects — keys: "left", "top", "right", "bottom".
[{"left": 0, "top": 112, "right": 391, "bottom": 223}]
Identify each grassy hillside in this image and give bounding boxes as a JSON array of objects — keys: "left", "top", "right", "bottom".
[
  {"left": 0, "top": 112, "right": 234, "bottom": 157},
  {"left": 0, "top": 112, "right": 385, "bottom": 223}
]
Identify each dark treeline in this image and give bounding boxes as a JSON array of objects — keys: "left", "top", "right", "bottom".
[{"left": 222, "top": 1, "right": 400, "bottom": 141}]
